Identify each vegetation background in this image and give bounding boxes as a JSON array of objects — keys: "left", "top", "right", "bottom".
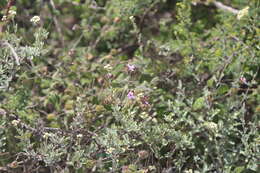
[{"left": 0, "top": 0, "right": 259, "bottom": 172}]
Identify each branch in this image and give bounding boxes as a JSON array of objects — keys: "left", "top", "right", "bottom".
[
  {"left": 49, "top": 0, "right": 64, "bottom": 46},
  {"left": 213, "top": 1, "right": 239, "bottom": 14},
  {"left": 192, "top": 1, "right": 239, "bottom": 15},
  {"left": 1, "top": 41, "right": 20, "bottom": 65}
]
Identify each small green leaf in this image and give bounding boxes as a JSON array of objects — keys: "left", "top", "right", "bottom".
[
  {"left": 193, "top": 97, "right": 205, "bottom": 110},
  {"left": 217, "top": 84, "right": 229, "bottom": 95},
  {"left": 207, "top": 78, "right": 214, "bottom": 87}
]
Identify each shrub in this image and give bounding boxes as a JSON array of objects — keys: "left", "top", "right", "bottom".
[{"left": 0, "top": 0, "right": 259, "bottom": 172}]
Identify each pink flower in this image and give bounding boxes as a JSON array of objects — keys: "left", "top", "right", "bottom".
[
  {"left": 126, "top": 64, "right": 136, "bottom": 72},
  {"left": 127, "top": 91, "right": 135, "bottom": 99},
  {"left": 140, "top": 96, "right": 149, "bottom": 106},
  {"left": 240, "top": 77, "right": 247, "bottom": 84},
  {"left": 106, "top": 73, "right": 113, "bottom": 79}
]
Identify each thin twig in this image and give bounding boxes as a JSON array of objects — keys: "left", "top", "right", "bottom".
[
  {"left": 1, "top": 41, "right": 20, "bottom": 65},
  {"left": 49, "top": 0, "right": 64, "bottom": 46}
]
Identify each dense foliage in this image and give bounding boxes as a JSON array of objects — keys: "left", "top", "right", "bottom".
[{"left": 0, "top": 0, "right": 259, "bottom": 172}]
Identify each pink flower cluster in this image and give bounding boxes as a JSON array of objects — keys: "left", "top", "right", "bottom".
[{"left": 127, "top": 91, "right": 150, "bottom": 108}]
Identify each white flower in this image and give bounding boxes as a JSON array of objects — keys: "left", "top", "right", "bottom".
[
  {"left": 204, "top": 122, "right": 218, "bottom": 132},
  {"left": 106, "top": 147, "right": 115, "bottom": 154},
  {"left": 30, "top": 16, "right": 41, "bottom": 24},
  {"left": 11, "top": 120, "right": 20, "bottom": 126},
  {"left": 237, "top": 6, "right": 249, "bottom": 20},
  {"left": 129, "top": 16, "right": 134, "bottom": 21},
  {"left": 9, "top": 10, "right": 16, "bottom": 17},
  {"left": 137, "top": 92, "right": 144, "bottom": 97},
  {"left": 43, "top": 132, "right": 53, "bottom": 139},
  {"left": 104, "top": 64, "right": 112, "bottom": 71},
  {"left": 1, "top": 15, "right": 7, "bottom": 21},
  {"left": 77, "top": 134, "right": 83, "bottom": 138}
]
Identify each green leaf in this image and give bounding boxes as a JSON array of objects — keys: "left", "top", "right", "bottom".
[
  {"left": 234, "top": 166, "right": 245, "bottom": 173},
  {"left": 217, "top": 84, "right": 229, "bottom": 95},
  {"left": 193, "top": 97, "right": 205, "bottom": 110}
]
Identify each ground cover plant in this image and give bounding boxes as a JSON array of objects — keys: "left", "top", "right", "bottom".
[{"left": 0, "top": 0, "right": 259, "bottom": 172}]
